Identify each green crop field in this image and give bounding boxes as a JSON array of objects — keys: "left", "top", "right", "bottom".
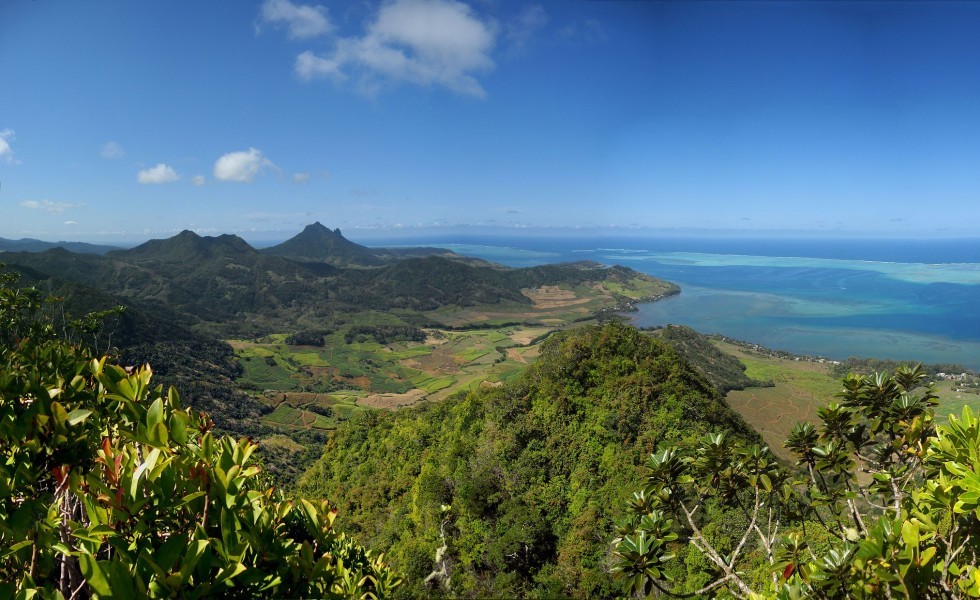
[{"left": 229, "top": 317, "right": 578, "bottom": 431}]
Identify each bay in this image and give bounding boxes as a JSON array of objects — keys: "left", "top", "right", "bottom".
[{"left": 370, "top": 235, "right": 980, "bottom": 370}]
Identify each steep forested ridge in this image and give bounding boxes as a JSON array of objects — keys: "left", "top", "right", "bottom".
[
  {"left": 654, "top": 324, "right": 772, "bottom": 393},
  {"left": 296, "top": 324, "right": 758, "bottom": 598}
]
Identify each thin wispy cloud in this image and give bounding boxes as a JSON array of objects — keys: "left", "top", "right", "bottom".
[
  {"left": 0, "top": 129, "right": 19, "bottom": 164},
  {"left": 258, "top": 0, "right": 332, "bottom": 40},
  {"left": 137, "top": 163, "right": 180, "bottom": 184},
  {"left": 100, "top": 141, "right": 126, "bottom": 159},
  {"left": 292, "top": 172, "right": 310, "bottom": 183},
  {"left": 559, "top": 19, "right": 606, "bottom": 44},
  {"left": 20, "top": 200, "right": 85, "bottom": 214},
  {"left": 504, "top": 5, "right": 547, "bottom": 57},
  {"left": 293, "top": 0, "right": 497, "bottom": 97},
  {"left": 214, "top": 148, "right": 275, "bottom": 183},
  {"left": 191, "top": 175, "right": 206, "bottom": 186}
]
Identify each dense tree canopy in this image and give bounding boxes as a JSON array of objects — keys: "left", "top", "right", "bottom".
[{"left": 297, "top": 323, "right": 757, "bottom": 598}]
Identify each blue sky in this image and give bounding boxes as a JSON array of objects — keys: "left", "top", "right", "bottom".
[{"left": 2, "top": 0, "right": 980, "bottom": 244}]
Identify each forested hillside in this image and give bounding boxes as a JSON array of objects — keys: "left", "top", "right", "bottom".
[
  {"left": 3, "top": 227, "right": 676, "bottom": 335},
  {"left": 296, "top": 324, "right": 758, "bottom": 598}
]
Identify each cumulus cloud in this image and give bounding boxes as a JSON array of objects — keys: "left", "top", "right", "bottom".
[
  {"left": 296, "top": 0, "right": 497, "bottom": 97},
  {"left": 213, "top": 148, "right": 275, "bottom": 183},
  {"left": 100, "top": 141, "right": 125, "bottom": 159},
  {"left": 191, "top": 175, "right": 206, "bottom": 186},
  {"left": 20, "top": 200, "right": 85, "bottom": 214},
  {"left": 64, "top": 220, "right": 79, "bottom": 225},
  {"left": 137, "top": 163, "right": 180, "bottom": 184},
  {"left": 259, "top": 0, "right": 332, "bottom": 39},
  {"left": 1, "top": 129, "right": 18, "bottom": 164}
]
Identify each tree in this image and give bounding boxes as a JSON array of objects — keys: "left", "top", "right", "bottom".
[
  {"left": 613, "top": 363, "right": 980, "bottom": 598},
  {"left": 0, "top": 268, "right": 401, "bottom": 598}
]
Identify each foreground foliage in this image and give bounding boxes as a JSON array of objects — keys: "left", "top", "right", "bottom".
[
  {"left": 0, "top": 271, "right": 400, "bottom": 598},
  {"left": 613, "top": 362, "right": 980, "bottom": 598}
]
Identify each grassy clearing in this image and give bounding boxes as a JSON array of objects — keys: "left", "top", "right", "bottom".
[
  {"left": 715, "top": 341, "right": 845, "bottom": 461},
  {"left": 933, "top": 380, "right": 980, "bottom": 419},
  {"left": 715, "top": 340, "right": 980, "bottom": 461}
]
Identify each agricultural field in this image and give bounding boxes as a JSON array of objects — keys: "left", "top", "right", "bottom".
[
  {"left": 230, "top": 321, "right": 562, "bottom": 431},
  {"left": 714, "top": 340, "right": 980, "bottom": 461},
  {"left": 227, "top": 278, "right": 656, "bottom": 432},
  {"left": 424, "top": 278, "right": 670, "bottom": 328}
]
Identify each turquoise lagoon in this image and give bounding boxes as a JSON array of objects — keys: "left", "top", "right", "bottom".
[{"left": 408, "top": 239, "right": 980, "bottom": 370}]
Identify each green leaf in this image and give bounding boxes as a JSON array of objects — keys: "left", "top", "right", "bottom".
[
  {"left": 78, "top": 553, "right": 113, "bottom": 597},
  {"left": 213, "top": 562, "right": 247, "bottom": 588},
  {"left": 220, "top": 508, "right": 239, "bottom": 559},
  {"left": 170, "top": 412, "right": 189, "bottom": 445},
  {"left": 180, "top": 491, "right": 207, "bottom": 506},
  {"left": 147, "top": 398, "right": 163, "bottom": 429},
  {"left": 131, "top": 448, "right": 161, "bottom": 500},
  {"left": 179, "top": 540, "right": 209, "bottom": 586},
  {"left": 155, "top": 535, "right": 188, "bottom": 573},
  {"left": 67, "top": 409, "right": 93, "bottom": 426},
  {"left": 148, "top": 422, "right": 169, "bottom": 447}
]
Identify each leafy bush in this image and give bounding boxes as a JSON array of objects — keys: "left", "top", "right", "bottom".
[
  {"left": 613, "top": 363, "right": 980, "bottom": 598},
  {"left": 0, "top": 269, "right": 400, "bottom": 598}
]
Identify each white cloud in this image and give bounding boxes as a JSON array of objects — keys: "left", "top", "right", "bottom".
[
  {"left": 296, "top": 0, "right": 496, "bottom": 97},
  {"left": 1, "top": 129, "right": 18, "bottom": 164},
  {"left": 259, "top": 0, "right": 332, "bottom": 39},
  {"left": 100, "top": 141, "right": 125, "bottom": 159},
  {"left": 64, "top": 220, "right": 79, "bottom": 225},
  {"left": 20, "top": 200, "right": 85, "bottom": 214},
  {"left": 292, "top": 172, "right": 310, "bottom": 183},
  {"left": 137, "top": 163, "right": 180, "bottom": 184},
  {"left": 213, "top": 148, "right": 274, "bottom": 183},
  {"left": 191, "top": 175, "right": 206, "bottom": 186}
]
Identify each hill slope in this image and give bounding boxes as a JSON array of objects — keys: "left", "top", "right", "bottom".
[{"left": 297, "top": 323, "right": 758, "bottom": 598}]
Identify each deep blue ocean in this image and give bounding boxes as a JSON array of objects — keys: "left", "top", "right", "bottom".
[{"left": 367, "top": 235, "right": 980, "bottom": 370}]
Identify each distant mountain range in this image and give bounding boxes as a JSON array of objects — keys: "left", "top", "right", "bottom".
[
  {"left": 1, "top": 223, "right": 672, "bottom": 336},
  {"left": 0, "top": 237, "right": 119, "bottom": 254}
]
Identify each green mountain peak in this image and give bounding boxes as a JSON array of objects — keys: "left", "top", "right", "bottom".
[{"left": 262, "top": 222, "right": 383, "bottom": 267}]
